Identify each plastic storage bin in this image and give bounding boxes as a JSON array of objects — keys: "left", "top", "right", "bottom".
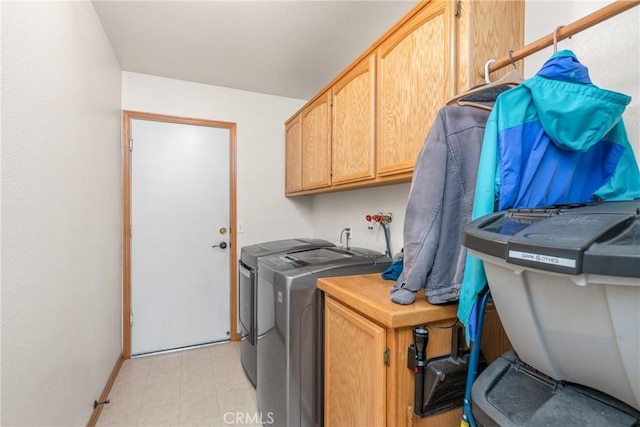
[{"left": 462, "top": 201, "right": 640, "bottom": 411}]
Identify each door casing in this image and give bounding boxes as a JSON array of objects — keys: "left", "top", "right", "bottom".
[{"left": 122, "top": 110, "right": 239, "bottom": 359}]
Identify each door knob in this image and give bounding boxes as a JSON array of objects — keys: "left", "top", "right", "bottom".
[{"left": 212, "top": 241, "right": 228, "bottom": 250}]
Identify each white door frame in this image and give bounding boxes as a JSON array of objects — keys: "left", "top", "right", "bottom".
[{"left": 122, "top": 110, "right": 238, "bottom": 359}]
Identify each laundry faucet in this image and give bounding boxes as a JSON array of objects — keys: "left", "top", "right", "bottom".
[{"left": 340, "top": 227, "right": 351, "bottom": 250}]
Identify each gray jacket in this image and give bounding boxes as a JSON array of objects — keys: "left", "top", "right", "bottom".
[{"left": 391, "top": 106, "right": 489, "bottom": 304}]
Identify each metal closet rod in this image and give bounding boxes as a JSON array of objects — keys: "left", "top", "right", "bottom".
[{"left": 488, "top": 0, "right": 640, "bottom": 74}]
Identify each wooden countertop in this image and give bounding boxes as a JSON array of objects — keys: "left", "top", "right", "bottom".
[{"left": 318, "top": 273, "right": 458, "bottom": 329}]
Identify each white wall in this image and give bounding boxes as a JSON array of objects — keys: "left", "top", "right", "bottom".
[
  {"left": 524, "top": 0, "right": 640, "bottom": 160},
  {"left": 121, "top": 72, "right": 314, "bottom": 257},
  {"left": 1, "top": 2, "right": 122, "bottom": 426},
  {"left": 311, "top": 184, "right": 410, "bottom": 256}
]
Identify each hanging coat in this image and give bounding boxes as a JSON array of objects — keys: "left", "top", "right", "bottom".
[
  {"left": 390, "top": 106, "right": 490, "bottom": 305},
  {"left": 458, "top": 50, "right": 640, "bottom": 342}
]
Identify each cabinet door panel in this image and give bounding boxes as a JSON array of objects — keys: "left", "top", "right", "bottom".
[
  {"left": 377, "top": 1, "right": 450, "bottom": 176},
  {"left": 285, "top": 114, "right": 302, "bottom": 194},
  {"left": 302, "top": 92, "right": 332, "bottom": 189},
  {"left": 325, "top": 297, "right": 386, "bottom": 427},
  {"left": 457, "top": 0, "right": 525, "bottom": 93},
  {"left": 332, "top": 56, "right": 376, "bottom": 184}
]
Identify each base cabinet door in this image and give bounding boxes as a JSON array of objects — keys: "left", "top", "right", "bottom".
[{"left": 325, "top": 297, "right": 386, "bottom": 427}]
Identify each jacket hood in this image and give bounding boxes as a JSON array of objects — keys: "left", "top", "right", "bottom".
[{"left": 522, "top": 50, "right": 631, "bottom": 151}]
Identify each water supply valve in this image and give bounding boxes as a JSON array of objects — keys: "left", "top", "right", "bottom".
[
  {"left": 366, "top": 212, "right": 393, "bottom": 227},
  {"left": 379, "top": 212, "right": 393, "bottom": 225},
  {"left": 365, "top": 214, "right": 374, "bottom": 229},
  {"left": 365, "top": 212, "right": 394, "bottom": 256}
]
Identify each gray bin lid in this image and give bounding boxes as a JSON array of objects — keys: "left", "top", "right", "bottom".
[{"left": 462, "top": 201, "right": 640, "bottom": 278}]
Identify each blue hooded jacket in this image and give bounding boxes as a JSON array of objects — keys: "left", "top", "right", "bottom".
[{"left": 458, "top": 50, "right": 640, "bottom": 342}]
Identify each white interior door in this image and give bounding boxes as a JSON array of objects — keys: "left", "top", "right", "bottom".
[{"left": 131, "top": 119, "right": 230, "bottom": 355}]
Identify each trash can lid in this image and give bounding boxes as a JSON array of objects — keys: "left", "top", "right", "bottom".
[{"left": 462, "top": 201, "right": 640, "bottom": 277}]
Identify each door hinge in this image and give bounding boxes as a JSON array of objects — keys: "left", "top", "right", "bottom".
[
  {"left": 454, "top": 0, "right": 462, "bottom": 18},
  {"left": 129, "top": 225, "right": 133, "bottom": 238},
  {"left": 129, "top": 138, "right": 133, "bottom": 151},
  {"left": 383, "top": 348, "right": 390, "bottom": 366},
  {"left": 129, "top": 312, "right": 133, "bottom": 326}
]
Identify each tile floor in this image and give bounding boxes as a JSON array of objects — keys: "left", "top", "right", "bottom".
[{"left": 97, "top": 341, "right": 261, "bottom": 427}]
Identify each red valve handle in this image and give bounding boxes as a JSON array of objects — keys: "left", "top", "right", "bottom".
[{"left": 365, "top": 215, "right": 372, "bottom": 221}]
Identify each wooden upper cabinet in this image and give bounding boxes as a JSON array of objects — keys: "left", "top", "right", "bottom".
[
  {"left": 457, "top": 0, "right": 525, "bottom": 93},
  {"left": 301, "top": 91, "right": 332, "bottom": 190},
  {"left": 331, "top": 55, "right": 376, "bottom": 185},
  {"left": 376, "top": 1, "right": 451, "bottom": 177},
  {"left": 285, "top": 114, "right": 302, "bottom": 195},
  {"left": 284, "top": 0, "right": 524, "bottom": 196}
]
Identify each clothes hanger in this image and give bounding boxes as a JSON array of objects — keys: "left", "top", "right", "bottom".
[
  {"left": 553, "top": 25, "right": 564, "bottom": 53},
  {"left": 446, "top": 51, "right": 524, "bottom": 111}
]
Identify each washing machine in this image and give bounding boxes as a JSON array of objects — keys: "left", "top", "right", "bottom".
[
  {"left": 239, "top": 239, "right": 334, "bottom": 387},
  {"left": 255, "top": 247, "right": 391, "bottom": 427}
]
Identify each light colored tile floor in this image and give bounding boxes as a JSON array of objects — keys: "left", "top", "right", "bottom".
[{"left": 97, "top": 341, "right": 262, "bottom": 427}]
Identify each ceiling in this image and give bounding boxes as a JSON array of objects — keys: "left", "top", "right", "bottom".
[{"left": 93, "top": 1, "right": 416, "bottom": 100}]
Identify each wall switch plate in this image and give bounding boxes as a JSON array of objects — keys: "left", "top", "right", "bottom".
[{"left": 237, "top": 221, "right": 245, "bottom": 233}]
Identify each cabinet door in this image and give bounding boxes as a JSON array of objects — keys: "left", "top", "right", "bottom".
[
  {"left": 456, "top": 0, "right": 525, "bottom": 93},
  {"left": 332, "top": 55, "right": 376, "bottom": 184},
  {"left": 285, "top": 114, "right": 302, "bottom": 194},
  {"left": 301, "top": 91, "right": 332, "bottom": 189},
  {"left": 325, "top": 297, "right": 386, "bottom": 427},
  {"left": 376, "top": 0, "right": 451, "bottom": 176}
]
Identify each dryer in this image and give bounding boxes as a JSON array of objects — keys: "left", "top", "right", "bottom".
[
  {"left": 239, "top": 239, "right": 334, "bottom": 387},
  {"left": 256, "top": 247, "right": 391, "bottom": 427}
]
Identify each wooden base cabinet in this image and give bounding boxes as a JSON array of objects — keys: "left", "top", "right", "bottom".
[
  {"left": 325, "top": 297, "right": 386, "bottom": 427},
  {"left": 324, "top": 296, "right": 462, "bottom": 427},
  {"left": 320, "top": 274, "right": 512, "bottom": 427}
]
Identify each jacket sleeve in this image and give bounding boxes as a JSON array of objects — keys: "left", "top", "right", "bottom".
[
  {"left": 593, "top": 122, "right": 640, "bottom": 201},
  {"left": 390, "top": 111, "right": 448, "bottom": 304},
  {"left": 457, "top": 104, "right": 500, "bottom": 342}
]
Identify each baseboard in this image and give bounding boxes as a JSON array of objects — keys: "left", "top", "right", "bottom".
[{"left": 86, "top": 353, "right": 124, "bottom": 427}]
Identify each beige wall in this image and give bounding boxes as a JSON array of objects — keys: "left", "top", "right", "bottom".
[{"left": 1, "top": 2, "right": 122, "bottom": 425}]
